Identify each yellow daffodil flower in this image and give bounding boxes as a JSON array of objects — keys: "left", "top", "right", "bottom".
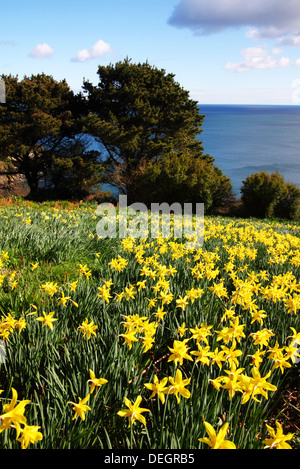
[
  {"left": 198, "top": 420, "right": 236, "bottom": 449},
  {"left": 210, "top": 347, "right": 227, "bottom": 370},
  {"left": 124, "top": 285, "right": 137, "bottom": 301},
  {"left": 31, "top": 262, "right": 39, "bottom": 271},
  {"left": 250, "top": 329, "right": 275, "bottom": 349},
  {"left": 17, "top": 424, "right": 43, "bottom": 449},
  {"left": 140, "top": 335, "right": 155, "bottom": 353},
  {"left": 176, "top": 322, "right": 188, "bottom": 337},
  {"left": 0, "top": 388, "right": 30, "bottom": 436},
  {"left": 221, "top": 340, "right": 243, "bottom": 368},
  {"left": 190, "top": 344, "right": 212, "bottom": 366},
  {"left": 88, "top": 369, "right": 108, "bottom": 393},
  {"left": 68, "top": 394, "right": 91, "bottom": 421},
  {"left": 263, "top": 421, "right": 294, "bottom": 449},
  {"left": 57, "top": 291, "right": 71, "bottom": 307},
  {"left": 167, "top": 368, "right": 191, "bottom": 404},
  {"left": 220, "top": 363, "right": 245, "bottom": 400},
  {"left": 36, "top": 312, "right": 58, "bottom": 330},
  {"left": 168, "top": 339, "right": 193, "bottom": 366},
  {"left": 117, "top": 395, "right": 150, "bottom": 427},
  {"left": 68, "top": 280, "right": 78, "bottom": 292},
  {"left": 119, "top": 329, "right": 139, "bottom": 350},
  {"left": 97, "top": 286, "right": 112, "bottom": 303},
  {"left": 175, "top": 295, "right": 189, "bottom": 311},
  {"left": 144, "top": 375, "right": 169, "bottom": 404},
  {"left": 79, "top": 264, "right": 92, "bottom": 279},
  {"left": 153, "top": 306, "right": 167, "bottom": 322},
  {"left": 189, "top": 324, "right": 213, "bottom": 345},
  {"left": 41, "top": 281, "right": 59, "bottom": 297},
  {"left": 243, "top": 367, "right": 277, "bottom": 404},
  {"left": 77, "top": 318, "right": 98, "bottom": 339}
]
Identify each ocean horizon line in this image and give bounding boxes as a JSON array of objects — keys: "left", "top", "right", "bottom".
[
  {"left": 199, "top": 103, "right": 300, "bottom": 196},
  {"left": 198, "top": 103, "right": 300, "bottom": 107}
]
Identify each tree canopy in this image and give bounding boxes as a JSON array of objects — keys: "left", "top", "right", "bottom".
[
  {"left": 0, "top": 62, "right": 233, "bottom": 212},
  {"left": 81, "top": 59, "right": 214, "bottom": 202},
  {"left": 0, "top": 73, "right": 104, "bottom": 200}
]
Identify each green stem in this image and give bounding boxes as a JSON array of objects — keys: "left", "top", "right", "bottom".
[
  {"left": 159, "top": 392, "right": 169, "bottom": 448},
  {"left": 130, "top": 423, "right": 133, "bottom": 449}
]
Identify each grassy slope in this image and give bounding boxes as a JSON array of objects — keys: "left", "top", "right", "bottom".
[{"left": 0, "top": 200, "right": 299, "bottom": 449}]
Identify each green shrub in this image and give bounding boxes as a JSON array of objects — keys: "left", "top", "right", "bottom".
[
  {"left": 274, "top": 182, "right": 300, "bottom": 220},
  {"left": 126, "top": 151, "right": 232, "bottom": 213},
  {"left": 241, "top": 171, "right": 300, "bottom": 220}
]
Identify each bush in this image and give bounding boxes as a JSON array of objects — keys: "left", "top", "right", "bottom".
[
  {"left": 241, "top": 171, "right": 300, "bottom": 220},
  {"left": 274, "top": 182, "right": 300, "bottom": 220}
]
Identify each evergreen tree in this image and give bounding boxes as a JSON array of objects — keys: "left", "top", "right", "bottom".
[{"left": 0, "top": 73, "right": 104, "bottom": 200}]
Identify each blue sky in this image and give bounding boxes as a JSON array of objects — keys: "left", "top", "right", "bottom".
[{"left": 2, "top": 0, "right": 300, "bottom": 104}]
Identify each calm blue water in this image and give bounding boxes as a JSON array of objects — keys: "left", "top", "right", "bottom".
[{"left": 198, "top": 105, "right": 300, "bottom": 196}]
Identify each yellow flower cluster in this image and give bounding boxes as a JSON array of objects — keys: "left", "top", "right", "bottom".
[
  {"left": 1, "top": 204, "right": 299, "bottom": 449},
  {"left": 107, "top": 220, "right": 299, "bottom": 447},
  {"left": 198, "top": 419, "right": 294, "bottom": 449},
  {"left": 108, "top": 255, "right": 128, "bottom": 272},
  {"left": 0, "top": 313, "right": 26, "bottom": 341},
  {"left": 119, "top": 314, "right": 158, "bottom": 353},
  {"left": 0, "top": 251, "right": 20, "bottom": 291},
  {"left": 78, "top": 318, "right": 98, "bottom": 339}
]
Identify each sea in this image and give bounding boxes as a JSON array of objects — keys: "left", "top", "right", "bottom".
[{"left": 198, "top": 105, "right": 300, "bottom": 197}]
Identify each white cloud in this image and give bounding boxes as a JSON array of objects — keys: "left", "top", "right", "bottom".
[
  {"left": 226, "top": 47, "right": 292, "bottom": 73},
  {"left": 169, "top": 0, "right": 300, "bottom": 77},
  {"left": 245, "top": 29, "right": 261, "bottom": 41},
  {"left": 72, "top": 39, "right": 112, "bottom": 62},
  {"left": 272, "top": 48, "right": 283, "bottom": 56},
  {"left": 245, "top": 27, "right": 288, "bottom": 42},
  {"left": 278, "top": 34, "right": 300, "bottom": 47},
  {"left": 246, "top": 28, "right": 300, "bottom": 47},
  {"left": 278, "top": 57, "right": 291, "bottom": 67},
  {"left": 169, "top": 0, "right": 300, "bottom": 38},
  {"left": 29, "top": 43, "right": 54, "bottom": 58}
]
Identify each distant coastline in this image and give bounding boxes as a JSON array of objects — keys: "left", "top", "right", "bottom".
[{"left": 198, "top": 104, "right": 300, "bottom": 197}]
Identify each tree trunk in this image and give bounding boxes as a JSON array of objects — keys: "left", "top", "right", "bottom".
[{"left": 23, "top": 170, "right": 40, "bottom": 199}]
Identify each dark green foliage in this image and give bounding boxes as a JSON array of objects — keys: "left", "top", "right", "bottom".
[
  {"left": 0, "top": 63, "right": 232, "bottom": 208},
  {"left": 81, "top": 58, "right": 214, "bottom": 201},
  {"left": 241, "top": 171, "right": 300, "bottom": 219},
  {"left": 43, "top": 137, "right": 105, "bottom": 201},
  {"left": 273, "top": 182, "right": 300, "bottom": 220},
  {"left": 125, "top": 150, "right": 232, "bottom": 213},
  {"left": 0, "top": 73, "right": 75, "bottom": 196},
  {"left": 0, "top": 74, "right": 105, "bottom": 200}
]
